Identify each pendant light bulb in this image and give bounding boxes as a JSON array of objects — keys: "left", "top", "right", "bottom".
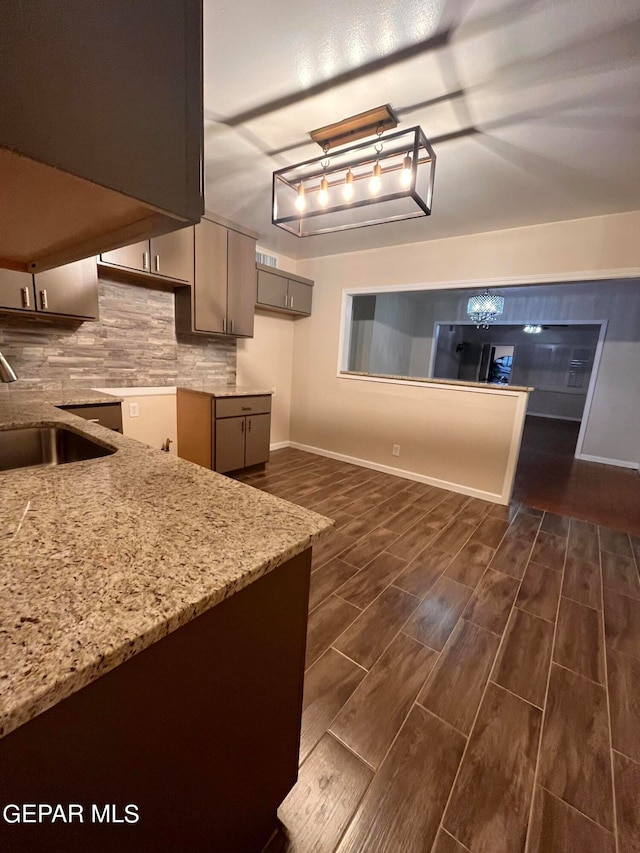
[
  {"left": 295, "top": 183, "right": 306, "bottom": 212},
  {"left": 318, "top": 175, "right": 329, "bottom": 207},
  {"left": 369, "top": 161, "right": 382, "bottom": 195},
  {"left": 342, "top": 169, "right": 354, "bottom": 202},
  {"left": 400, "top": 153, "right": 413, "bottom": 188}
]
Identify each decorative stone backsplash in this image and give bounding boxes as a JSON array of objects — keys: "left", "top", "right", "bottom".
[{"left": 0, "top": 279, "right": 236, "bottom": 390}]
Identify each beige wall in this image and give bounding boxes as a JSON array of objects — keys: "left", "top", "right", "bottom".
[
  {"left": 235, "top": 247, "right": 307, "bottom": 447},
  {"left": 118, "top": 393, "right": 178, "bottom": 454},
  {"left": 236, "top": 312, "right": 295, "bottom": 446},
  {"left": 291, "top": 211, "right": 640, "bottom": 486}
]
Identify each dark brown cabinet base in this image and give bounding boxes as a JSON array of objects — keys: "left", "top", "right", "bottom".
[{"left": 0, "top": 550, "right": 311, "bottom": 853}]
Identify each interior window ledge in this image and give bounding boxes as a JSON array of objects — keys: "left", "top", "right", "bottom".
[{"left": 338, "top": 370, "right": 533, "bottom": 394}]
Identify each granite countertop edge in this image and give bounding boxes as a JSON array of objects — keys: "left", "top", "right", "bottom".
[{"left": 0, "top": 389, "right": 332, "bottom": 740}]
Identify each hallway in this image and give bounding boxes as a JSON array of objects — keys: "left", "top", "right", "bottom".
[{"left": 513, "top": 416, "right": 640, "bottom": 535}]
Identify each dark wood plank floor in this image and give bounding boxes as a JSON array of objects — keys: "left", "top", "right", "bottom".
[
  {"left": 234, "top": 448, "right": 640, "bottom": 853},
  {"left": 514, "top": 415, "right": 640, "bottom": 535}
]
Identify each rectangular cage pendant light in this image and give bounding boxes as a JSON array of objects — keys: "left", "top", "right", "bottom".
[{"left": 272, "top": 126, "right": 436, "bottom": 237}]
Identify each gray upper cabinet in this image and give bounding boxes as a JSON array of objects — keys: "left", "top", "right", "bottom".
[
  {"left": 100, "top": 241, "right": 149, "bottom": 275},
  {"left": 227, "top": 229, "right": 255, "bottom": 337},
  {"left": 0, "top": 258, "right": 99, "bottom": 320},
  {"left": 150, "top": 229, "right": 194, "bottom": 283},
  {"left": 100, "top": 228, "right": 194, "bottom": 284},
  {"left": 176, "top": 216, "right": 256, "bottom": 337},
  {"left": 287, "top": 278, "right": 313, "bottom": 315},
  {"left": 0, "top": 269, "right": 32, "bottom": 311},
  {"left": 256, "top": 265, "right": 313, "bottom": 317},
  {"left": 34, "top": 258, "right": 99, "bottom": 318},
  {"left": 0, "top": 0, "right": 203, "bottom": 274}
]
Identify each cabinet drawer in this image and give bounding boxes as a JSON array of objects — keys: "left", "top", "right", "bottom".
[{"left": 215, "top": 395, "right": 271, "bottom": 419}]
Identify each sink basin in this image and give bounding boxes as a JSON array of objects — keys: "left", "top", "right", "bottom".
[{"left": 0, "top": 425, "right": 116, "bottom": 472}]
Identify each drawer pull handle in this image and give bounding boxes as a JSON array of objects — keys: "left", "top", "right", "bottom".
[
  {"left": 242, "top": 406, "right": 251, "bottom": 411},
  {"left": 154, "top": 254, "right": 160, "bottom": 272},
  {"left": 39, "top": 289, "right": 48, "bottom": 310},
  {"left": 143, "top": 251, "right": 150, "bottom": 271},
  {"left": 21, "top": 286, "right": 31, "bottom": 308}
]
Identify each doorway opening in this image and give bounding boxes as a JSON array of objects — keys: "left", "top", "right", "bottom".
[{"left": 432, "top": 322, "right": 603, "bottom": 459}]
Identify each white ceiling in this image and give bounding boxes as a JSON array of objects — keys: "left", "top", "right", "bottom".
[{"left": 203, "top": 0, "right": 640, "bottom": 259}]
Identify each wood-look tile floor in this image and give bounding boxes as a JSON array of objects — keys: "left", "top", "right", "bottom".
[
  {"left": 514, "top": 416, "right": 640, "bottom": 535},
  {"left": 235, "top": 449, "right": 640, "bottom": 853}
]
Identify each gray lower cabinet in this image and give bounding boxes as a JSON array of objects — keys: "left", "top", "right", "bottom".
[
  {"left": 58, "top": 402, "right": 123, "bottom": 433},
  {"left": 0, "top": 258, "right": 99, "bottom": 319},
  {"left": 256, "top": 265, "right": 313, "bottom": 316},
  {"left": 99, "top": 227, "right": 194, "bottom": 283},
  {"left": 176, "top": 389, "right": 271, "bottom": 473},
  {"left": 215, "top": 413, "right": 271, "bottom": 473}
]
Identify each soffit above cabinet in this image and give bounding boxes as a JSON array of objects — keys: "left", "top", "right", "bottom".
[{"left": 0, "top": 0, "right": 204, "bottom": 273}]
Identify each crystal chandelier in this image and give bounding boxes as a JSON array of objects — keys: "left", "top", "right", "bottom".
[{"left": 467, "top": 289, "right": 505, "bottom": 329}]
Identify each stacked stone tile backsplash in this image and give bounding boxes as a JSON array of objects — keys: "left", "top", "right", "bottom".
[{"left": 0, "top": 279, "right": 236, "bottom": 390}]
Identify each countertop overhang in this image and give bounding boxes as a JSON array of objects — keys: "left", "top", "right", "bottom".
[{"left": 0, "top": 389, "right": 332, "bottom": 740}]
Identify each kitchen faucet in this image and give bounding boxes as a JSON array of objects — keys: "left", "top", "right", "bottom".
[{"left": 0, "top": 350, "right": 18, "bottom": 383}]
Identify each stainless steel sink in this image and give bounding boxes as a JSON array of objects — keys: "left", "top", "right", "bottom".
[{"left": 0, "top": 425, "right": 116, "bottom": 472}]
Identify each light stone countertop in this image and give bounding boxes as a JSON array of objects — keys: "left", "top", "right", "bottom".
[
  {"left": 178, "top": 385, "right": 273, "bottom": 397},
  {"left": 0, "top": 389, "right": 332, "bottom": 740}
]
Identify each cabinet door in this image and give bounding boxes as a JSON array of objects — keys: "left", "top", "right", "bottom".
[
  {"left": 33, "top": 258, "right": 99, "bottom": 319},
  {"left": 150, "top": 227, "right": 194, "bottom": 282},
  {"left": 227, "top": 229, "right": 255, "bottom": 337},
  {"left": 287, "top": 280, "right": 313, "bottom": 315},
  {"left": 100, "top": 241, "right": 150, "bottom": 273},
  {"left": 244, "top": 414, "right": 271, "bottom": 467},
  {"left": 0, "top": 269, "right": 35, "bottom": 312},
  {"left": 215, "top": 417, "right": 247, "bottom": 473},
  {"left": 257, "top": 269, "right": 288, "bottom": 310},
  {"left": 194, "top": 219, "right": 227, "bottom": 333}
]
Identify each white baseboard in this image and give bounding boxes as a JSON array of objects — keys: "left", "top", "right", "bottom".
[
  {"left": 287, "top": 441, "right": 504, "bottom": 504},
  {"left": 270, "top": 440, "right": 291, "bottom": 451},
  {"left": 575, "top": 453, "right": 640, "bottom": 471}
]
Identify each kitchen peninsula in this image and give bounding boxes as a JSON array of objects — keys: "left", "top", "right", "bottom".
[{"left": 0, "top": 389, "right": 332, "bottom": 852}]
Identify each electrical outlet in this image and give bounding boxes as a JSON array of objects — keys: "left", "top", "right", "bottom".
[
  {"left": 129, "top": 402, "right": 139, "bottom": 418},
  {"left": 392, "top": 444, "right": 400, "bottom": 457}
]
